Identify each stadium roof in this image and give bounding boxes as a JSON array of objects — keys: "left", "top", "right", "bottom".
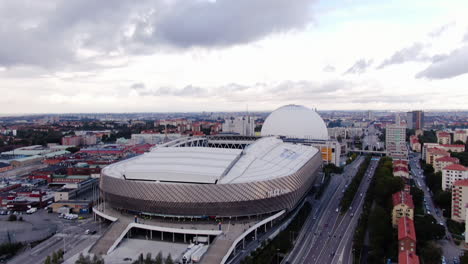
[{"left": 103, "top": 137, "right": 319, "bottom": 184}]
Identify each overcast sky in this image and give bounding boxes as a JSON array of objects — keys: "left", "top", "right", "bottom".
[{"left": 1, "top": 0, "right": 468, "bottom": 114}]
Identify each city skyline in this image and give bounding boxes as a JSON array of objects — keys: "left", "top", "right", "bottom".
[{"left": 1, "top": 0, "right": 468, "bottom": 114}]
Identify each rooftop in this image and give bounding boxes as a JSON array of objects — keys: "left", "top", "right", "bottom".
[
  {"left": 440, "top": 144, "right": 465, "bottom": 148},
  {"left": 103, "top": 137, "right": 319, "bottom": 184},
  {"left": 393, "top": 167, "right": 409, "bottom": 173},
  {"left": 427, "top": 148, "right": 449, "bottom": 155},
  {"left": 443, "top": 164, "right": 467, "bottom": 171},
  {"left": 392, "top": 191, "right": 414, "bottom": 209},
  {"left": 398, "top": 251, "right": 420, "bottom": 264},
  {"left": 398, "top": 217, "right": 416, "bottom": 241},
  {"left": 435, "top": 156, "right": 459, "bottom": 163},
  {"left": 438, "top": 132, "right": 450, "bottom": 137}
]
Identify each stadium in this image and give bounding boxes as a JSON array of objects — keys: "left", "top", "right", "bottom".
[{"left": 99, "top": 105, "right": 326, "bottom": 218}]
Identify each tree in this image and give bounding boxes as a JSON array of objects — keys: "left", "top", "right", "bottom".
[
  {"left": 52, "top": 251, "right": 58, "bottom": 264},
  {"left": 8, "top": 215, "right": 17, "bottom": 221},
  {"left": 155, "top": 252, "right": 163, "bottom": 264},
  {"left": 460, "top": 251, "right": 468, "bottom": 264},
  {"left": 66, "top": 147, "right": 80, "bottom": 153},
  {"left": 433, "top": 190, "right": 452, "bottom": 217},
  {"left": 44, "top": 256, "right": 52, "bottom": 264},
  {"left": 165, "top": 254, "right": 174, "bottom": 264},
  {"left": 451, "top": 151, "right": 468, "bottom": 167},
  {"left": 144, "top": 253, "right": 152, "bottom": 264},
  {"left": 419, "top": 243, "right": 442, "bottom": 264},
  {"left": 415, "top": 215, "right": 445, "bottom": 242},
  {"left": 410, "top": 186, "right": 425, "bottom": 214}
]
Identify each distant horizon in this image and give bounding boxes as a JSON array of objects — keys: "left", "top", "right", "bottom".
[{"left": 1, "top": 108, "right": 468, "bottom": 118}]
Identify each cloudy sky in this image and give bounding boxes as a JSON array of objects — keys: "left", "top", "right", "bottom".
[{"left": 1, "top": 0, "right": 468, "bottom": 114}]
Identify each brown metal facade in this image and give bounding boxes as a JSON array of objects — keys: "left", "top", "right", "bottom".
[{"left": 100, "top": 153, "right": 322, "bottom": 217}]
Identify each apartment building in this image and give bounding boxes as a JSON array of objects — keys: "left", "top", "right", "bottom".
[
  {"left": 392, "top": 191, "right": 414, "bottom": 227},
  {"left": 442, "top": 164, "right": 468, "bottom": 191}
]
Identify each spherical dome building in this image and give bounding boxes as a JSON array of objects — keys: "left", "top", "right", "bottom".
[{"left": 261, "top": 105, "right": 328, "bottom": 140}]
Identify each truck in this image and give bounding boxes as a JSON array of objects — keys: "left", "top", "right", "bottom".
[
  {"left": 26, "top": 208, "right": 37, "bottom": 214},
  {"left": 181, "top": 245, "right": 201, "bottom": 264},
  {"left": 191, "top": 245, "right": 208, "bottom": 263}
]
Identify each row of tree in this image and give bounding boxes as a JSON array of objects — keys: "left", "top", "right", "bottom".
[
  {"left": 340, "top": 156, "right": 371, "bottom": 212},
  {"left": 365, "top": 157, "right": 403, "bottom": 263},
  {"left": 132, "top": 252, "right": 173, "bottom": 264},
  {"left": 44, "top": 249, "right": 64, "bottom": 264}
]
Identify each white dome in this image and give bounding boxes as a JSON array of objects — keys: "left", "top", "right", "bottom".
[{"left": 261, "top": 105, "right": 328, "bottom": 140}]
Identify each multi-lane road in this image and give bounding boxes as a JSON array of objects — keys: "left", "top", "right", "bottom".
[
  {"left": 286, "top": 156, "right": 379, "bottom": 264},
  {"left": 409, "top": 152, "right": 461, "bottom": 262}
]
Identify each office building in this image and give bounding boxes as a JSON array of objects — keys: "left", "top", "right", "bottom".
[
  {"left": 406, "top": 111, "right": 424, "bottom": 130},
  {"left": 386, "top": 124, "right": 408, "bottom": 159},
  {"left": 222, "top": 116, "right": 256, "bottom": 136}
]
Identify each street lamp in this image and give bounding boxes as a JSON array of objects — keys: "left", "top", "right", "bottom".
[{"left": 276, "top": 248, "right": 280, "bottom": 264}]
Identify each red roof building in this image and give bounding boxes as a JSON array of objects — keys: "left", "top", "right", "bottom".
[
  {"left": 393, "top": 166, "right": 410, "bottom": 178},
  {"left": 444, "top": 164, "right": 468, "bottom": 171},
  {"left": 436, "top": 156, "right": 459, "bottom": 163},
  {"left": 393, "top": 192, "right": 414, "bottom": 209},
  {"left": 399, "top": 251, "right": 420, "bottom": 264},
  {"left": 438, "top": 132, "right": 450, "bottom": 137},
  {"left": 434, "top": 156, "right": 459, "bottom": 173},
  {"left": 398, "top": 217, "right": 417, "bottom": 252},
  {"left": 393, "top": 160, "right": 409, "bottom": 167},
  {"left": 440, "top": 144, "right": 465, "bottom": 153}
]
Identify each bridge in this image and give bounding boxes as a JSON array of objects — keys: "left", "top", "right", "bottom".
[{"left": 348, "top": 149, "right": 386, "bottom": 156}]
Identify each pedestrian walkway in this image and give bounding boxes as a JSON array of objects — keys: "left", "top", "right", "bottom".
[{"left": 89, "top": 219, "right": 130, "bottom": 255}]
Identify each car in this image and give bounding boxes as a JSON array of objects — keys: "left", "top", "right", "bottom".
[
  {"left": 427, "top": 210, "right": 431, "bottom": 214},
  {"left": 350, "top": 213, "right": 354, "bottom": 217},
  {"left": 349, "top": 206, "right": 352, "bottom": 210}
]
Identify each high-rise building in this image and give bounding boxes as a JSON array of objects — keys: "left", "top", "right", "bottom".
[
  {"left": 222, "top": 116, "right": 256, "bottom": 136},
  {"left": 386, "top": 124, "right": 408, "bottom": 159},
  {"left": 406, "top": 111, "right": 424, "bottom": 130}
]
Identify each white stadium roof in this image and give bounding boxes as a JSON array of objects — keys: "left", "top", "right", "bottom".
[
  {"left": 103, "top": 137, "right": 319, "bottom": 184},
  {"left": 261, "top": 104, "right": 328, "bottom": 140}
]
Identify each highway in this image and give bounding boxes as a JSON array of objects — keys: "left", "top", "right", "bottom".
[{"left": 286, "top": 156, "right": 378, "bottom": 264}]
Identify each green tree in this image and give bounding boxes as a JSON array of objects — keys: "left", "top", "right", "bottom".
[
  {"left": 165, "top": 254, "right": 174, "bottom": 264},
  {"left": 44, "top": 256, "right": 52, "bottom": 264},
  {"left": 451, "top": 151, "right": 468, "bottom": 167},
  {"left": 410, "top": 186, "right": 425, "bottom": 214},
  {"left": 144, "top": 253, "right": 152, "bottom": 264},
  {"left": 52, "top": 251, "right": 58, "bottom": 264},
  {"left": 415, "top": 215, "right": 445, "bottom": 242},
  {"left": 155, "top": 252, "right": 163, "bottom": 264},
  {"left": 8, "top": 214, "right": 17, "bottom": 221},
  {"left": 419, "top": 243, "right": 442, "bottom": 264},
  {"left": 433, "top": 190, "right": 452, "bottom": 217},
  {"left": 460, "top": 251, "right": 468, "bottom": 264},
  {"left": 66, "top": 147, "right": 80, "bottom": 153}
]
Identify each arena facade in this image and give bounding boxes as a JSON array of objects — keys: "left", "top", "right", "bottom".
[{"left": 100, "top": 136, "right": 322, "bottom": 217}]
